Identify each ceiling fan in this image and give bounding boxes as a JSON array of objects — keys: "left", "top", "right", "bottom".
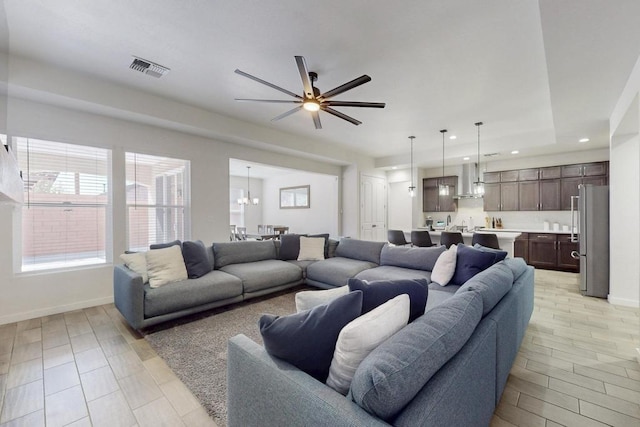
[{"left": 234, "top": 56, "right": 385, "bottom": 129}]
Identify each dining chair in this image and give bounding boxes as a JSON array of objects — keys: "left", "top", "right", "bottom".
[
  {"left": 440, "top": 231, "right": 464, "bottom": 249},
  {"left": 410, "top": 230, "right": 436, "bottom": 247},
  {"left": 387, "top": 229, "right": 409, "bottom": 246},
  {"left": 236, "top": 226, "right": 247, "bottom": 240},
  {"left": 230, "top": 225, "right": 237, "bottom": 241},
  {"left": 472, "top": 233, "right": 500, "bottom": 249}
]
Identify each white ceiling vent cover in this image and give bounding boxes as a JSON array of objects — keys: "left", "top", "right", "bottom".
[{"left": 129, "top": 56, "right": 170, "bottom": 78}]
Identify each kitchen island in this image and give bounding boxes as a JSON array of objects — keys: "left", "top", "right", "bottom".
[{"left": 413, "top": 228, "right": 522, "bottom": 258}]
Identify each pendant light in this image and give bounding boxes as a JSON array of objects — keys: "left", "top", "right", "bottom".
[
  {"left": 473, "top": 122, "right": 485, "bottom": 196},
  {"left": 237, "top": 166, "right": 259, "bottom": 205},
  {"left": 408, "top": 136, "right": 416, "bottom": 197},
  {"left": 439, "top": 129, "right": 449, "bottom": 196}
]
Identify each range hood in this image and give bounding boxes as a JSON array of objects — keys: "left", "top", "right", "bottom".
[{"left": 454, "top": 163, "right": 483, "bottom": 199}]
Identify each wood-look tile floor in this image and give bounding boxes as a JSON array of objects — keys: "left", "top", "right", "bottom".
[{"left": 0, "top": 269, "right": 638, "bottom": 426}]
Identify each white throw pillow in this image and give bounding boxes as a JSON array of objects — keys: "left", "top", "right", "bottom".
[
  {"left": 146, "top": 245, "right": 188, "bottom": 288},
  {"left": 326, "top": 294, "right": 410, "bottom": 395},
  {"left": 431, "top": 244, "right": 458, "bottom": 286},
  {"left": 120, "top": 252, "right": 148, "bottom": 284},
  {"left": 297, "top": 236, "right": 325, "bottom": 261},
  {"left": 295, "top": 285, "right": 349, "bottom": 313}
]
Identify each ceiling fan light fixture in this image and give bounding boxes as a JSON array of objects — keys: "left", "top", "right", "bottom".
[
  {"left": 303, "top": 100, "right": 320, "bottom": 112},
  {"left": 439, "top": 129, "right": 450, "bottom": 196},
  {"left": 473, "top": 121, "right": 485, "bottom": 196}
]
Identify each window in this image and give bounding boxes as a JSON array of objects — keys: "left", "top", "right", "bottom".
[
  {"left": 17, "top": 137, "right": 110, "bottom": 272},
  {"left": 126, "top": 152, "right": 190, "bottom": 251}
]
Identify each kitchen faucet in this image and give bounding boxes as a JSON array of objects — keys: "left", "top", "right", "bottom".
[{"left": 446, "top": 215, "right": 451, "bottom": 225}]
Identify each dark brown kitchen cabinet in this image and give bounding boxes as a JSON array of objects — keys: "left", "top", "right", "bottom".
[
  {"left": 561, "top": 164, "right": 584, "bottom": 178},
  {"left": 560, "top": 177, "right": 582, "bottom": 210},
  {"left": 484, "top": 181, "right": 518, "bottom": 211},
  {"left": 514, "top": 233, "right": 528, "bottom": 260},
  {"left": 519, "top": 233, "right": 578, "bottom": 272},
  {"left": 519, "top": 181, "right": 540, "bottom": 211},
  {"left": 500, "top": 170, "right": 519, "bottom": 182},
  {"left": 539, "top": 179, "right": 561, "bottom": 210},
  {"left": 540, "top": 166, "right": 561, "bottom": 180},
  {"left": 483, "top": 172, "right": 500, "bottom": 184},
  {"left": 528, "top": 233, "right": 557, "bottom": 269},
  {"left": 583, "top": 162, "right": 607, "bottom": 176},
  {"left": 519, "top": 168, "right": 539, "bottom": 181},
  {"left": 422, "top": 176, "right": 457, "bottom": 212}
]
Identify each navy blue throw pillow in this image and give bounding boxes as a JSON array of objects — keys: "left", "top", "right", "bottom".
[
  {"left": 150, "top": 240, "right": 182, "bottom": 250},
  {"left": 182, "top": 240, "right": 212, "bottom": 278},
  {"left": 348, "top": 278, "right": 428, "bottom": 322},
  {"left": 279, "top": 234, "right": 303, "bottom": 260},
  {"left": 473, "top": 243, "right": 508, "bottom": 263},
  {"left": 259, "top": 291, "right": 363, "bottom": 382},
  {"left": 450, "top": 244, "right": 496, "bottom": 286}
]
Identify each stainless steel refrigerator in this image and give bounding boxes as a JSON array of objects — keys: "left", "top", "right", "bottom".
[{"left": 570, "top": 185, "right": 609, "bottom": 298}]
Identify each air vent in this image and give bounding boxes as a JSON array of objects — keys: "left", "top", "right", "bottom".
[
  {"left": 483, "top": 152, "right": 500, "bottom": 157},
  {"left": 129, "top": 56, "right": 170, "bottom": 78}
]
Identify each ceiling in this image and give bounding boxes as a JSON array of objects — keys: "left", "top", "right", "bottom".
[{"left": 4, "top": 0, "right": 640, "bottom": 169}]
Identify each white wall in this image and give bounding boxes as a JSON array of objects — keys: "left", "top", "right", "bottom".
[
  {"left": 262, "top": 172, "right": 339, "bottom": 237},
  {"left": 0, "top": 97, "right": 345, "bottom": 324}
]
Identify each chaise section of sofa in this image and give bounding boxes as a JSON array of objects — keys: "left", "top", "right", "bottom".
[{"left": 227, "top": 258, "right": 535, "bottom": 427}]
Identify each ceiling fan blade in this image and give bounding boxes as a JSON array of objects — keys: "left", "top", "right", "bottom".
[
  {"left": 271, "top": 106, "right": 302, "bottom": 122},
  {"left": 311, "top": 111, "right": 322, "bottom": 129},
  {"left": 319, "top": 75, "right": 372, "bottom": 100},
  {"left": 235, "top": 99, "right": 302, "bottom": 104},
  {"left": 235, "top": 69, "right": 302, "bottom": 99},
  {"left": 321, "top": 107, "right": 362, "bottom": 125},
  {"left": 324, "top": 101, "right": 386, "bottom": 108},
  {"left": 294, "top": 56, "right": 314, "bottom": 99}
]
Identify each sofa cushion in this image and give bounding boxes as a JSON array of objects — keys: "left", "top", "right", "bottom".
[
  {"left": 348, "top": 278, "right": 428, "bottom": 322},
  {"left": 350, "top": 291, "right": 483, "bottom": 421},
  {"left": 504, "top": 257, "right": 528, "bottom": 279},
  {"left": 182, "top": 240, "right": 212, "bottom": 279},
  {"left": 298, "top": 236, "right": 325, "bottom": 261},
  {"left": 354, "top": 265, "right": 432, "bottom": 283},
  {"left": 326, "top": 294, "right": 410, "bottom": 395},
  {"left": 380, "top": 245, "right": 445, "bottom": 271},
  {"left": 457, "top": 261, "right": 514, "bottom": 316},
  {"left": 259, "top": 291, "right": 363, "bottom": 382},
  {"left": 144, "top": 270, "right": 243, "bottom": 317},
  {"left": 450, "top": 244, "right": 497, "bottom": 286},
  {"left": 146, "top": 245, "right": 188, "bottom": 288},
  {"left": 306, "top": 257, "right": 378, "bottom": 288},
  {"left": 431, "top": 244, "right": 458, "bottom": 286},
  {"left": 473, "top": 243, "right": 508, "bottom": 263},
  {"left": 220, "top": 259, "right": 302, "bottom": 293},
  {"left": 279, "top": 234, "right": 303, "bottom": 260},
  {"left": 295, "top": 286, "right": 350, "bottom": 313},
  {"left": 335, "top": 238, "right": 386, "bottom": 264},
  {"left": 120, "top": 252, "right": 148, "bottom": 284},
  {"left": 213, "top": 240, "right": 277, "bottom": 268}
]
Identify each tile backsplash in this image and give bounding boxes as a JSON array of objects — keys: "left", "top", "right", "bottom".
[{"left": 423, "top": 198, "right": 574, "bottom": 231}]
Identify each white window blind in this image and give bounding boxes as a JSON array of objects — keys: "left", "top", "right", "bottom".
[
  {"left": 126, "top": 152, "right": 190, "bottom": 251},
  {"left": 17, "top": 137, "right": 110, "bottom": 271}
]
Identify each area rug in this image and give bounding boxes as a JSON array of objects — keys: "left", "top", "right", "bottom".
[{"left": 144, "top": 287, "right": 304, "bottom": 426}]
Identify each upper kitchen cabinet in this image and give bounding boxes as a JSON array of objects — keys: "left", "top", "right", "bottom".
[
  {"left": 484, "top": 161, "right": 608, "bottom": 211},
  {"left": 422, "top": 176, "right": 457, "bottom": 212}
]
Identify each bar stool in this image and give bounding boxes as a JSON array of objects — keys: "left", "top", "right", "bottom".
[
  {"left": 440, "top": 231, "right": 464, "bottom": 249},
  {"left": 472, "top": 233, "right": 500, "bottom": 249},
  {"left": 410, "top": 230, "right": 436, "bottom": 247},
  {"left": 387, "top": 230, "right": 409, "bottom": 246}
]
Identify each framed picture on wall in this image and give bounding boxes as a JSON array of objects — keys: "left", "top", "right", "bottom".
[{"left": 280, "top": 185, "right": 310, "bottom": 209}]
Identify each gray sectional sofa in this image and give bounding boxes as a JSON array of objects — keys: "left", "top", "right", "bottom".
[{"left": 228, "top": 256, "right": 534, "bottom": 427}]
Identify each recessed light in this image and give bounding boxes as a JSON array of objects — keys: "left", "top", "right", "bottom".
[
  {"left": 463, "top": 156, "right": 470, "bottom": 161},
  {"left": 579, "top": 138, "right": 589, "bottom": 143},
  {"left": 511, "top": 150, "right": 519, "bottom": 154},
  {"left": 391, "top": 166, "right": 397, "bottom": 170},
  {"left": 449, "top": 135, "right": 457, "bottom": 140}
]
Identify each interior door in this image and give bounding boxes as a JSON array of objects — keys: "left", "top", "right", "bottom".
[{"left": 361, "top": 175, "right": 387, "bottom": 241}]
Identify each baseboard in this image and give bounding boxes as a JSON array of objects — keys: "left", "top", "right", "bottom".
[
  {"left": 0, "top": 296, "right": 114, "bottom": 326},
  {"left": 607, "top": 295, "right": 640, "bottom": 307}
]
